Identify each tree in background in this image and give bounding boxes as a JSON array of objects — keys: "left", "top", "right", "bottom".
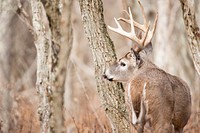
[
  {"left": 0, "top": 0, "right": 35, "bottom": 132},
  {"left": 30, "top": 0, "right": 72, "bottom": 132},
  {"left": 179, "top": 0, "right": 200, "bottom": 76}
]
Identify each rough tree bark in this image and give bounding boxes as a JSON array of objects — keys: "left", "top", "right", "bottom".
[
  {"left": 79, "top": 0, "right": 130, "bottom": 132},
  {"left": 31, "top": 0, "right": 73, "bottom": 132},
  {"left": 179, "top": 0, "right": 200, "bottom": 76},
  {"left": 40, "top": 0, "right": 73, "bottom": 132},
  {"left": 31, "top": 0, "right": 53, "bottom": 132}
]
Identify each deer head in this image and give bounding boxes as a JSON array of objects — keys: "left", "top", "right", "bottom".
[
  {"left": 103, "top": 0, "right": 158, "bottom": 82},
  {"left": 103, "top": 48, "right": 141, "bottom": 82}
]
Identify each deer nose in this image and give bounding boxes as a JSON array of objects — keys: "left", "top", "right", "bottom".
[
  {"left": 102, "top": 74, "right": 107, "bottom": 79},
  {"left": 102, "top": 74, "right": 113, "bottom": 81}
]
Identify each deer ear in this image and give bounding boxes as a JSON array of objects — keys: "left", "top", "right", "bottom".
[
  {"left": 130, "top": 48, "right": 139, "bottom": 58},
  {"left": 143, "top": 42, "right": 153, "bottom": 55},
  {"left": 130, "top": 48, "right": 141, "bottom": 65},
  {"left": 139, "top": 42, "right": 153, "bottom": 58}
]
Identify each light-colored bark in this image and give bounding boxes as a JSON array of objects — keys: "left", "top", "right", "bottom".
[
  {"left": 40, "top": 0, "right": 73, "bottom": 132},
  {"left": 0, "top": 1, "right": 33, "bottom": 132},
  {"left": 154, "top": 0, "right": 172, "bottom": 70},
  {"left": 31, "top": 0, "right": 73, "bottom": 132},
  {"left": 79, "top": 0, "right": 130, "bottom": 132},
  {"left": 0, "top": 2, "right": 14, "bottom": 132},
  {"left": 31, "top": 0, "right": 53, "bottom": 132},
  {"left": 179, "top": 0, "right": 200, "bottom": 76},
  {"left": 0, "top": 0, "right": 35, "bottom": 86},
  {"left": 0, "top": 86, "right": 11, "bottom": 133}
]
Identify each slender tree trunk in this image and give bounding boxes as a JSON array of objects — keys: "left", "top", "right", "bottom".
[
  {"left": 179, "top": 0, "right": 200, "bottom": 76},
  {"left": 154, "top": 0, "right": 175, "bottom": 72},
  {"left": 0, "top": 1, "right": 31, "bottom": 132},
  {"left": 79, "top": 0, "right": 130, "bottom": 132},
  {"left": 0, "top": 4, "right": 14, "bottom": 132},
  {"left": 31, "top": 1, "right": 53, "bottom": 132}
]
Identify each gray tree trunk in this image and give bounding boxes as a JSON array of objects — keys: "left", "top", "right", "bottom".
[
  {"left": 0, "top": 1, "right": 34, "bottom": 132},
  {"left": 179, "top": 0, "right": 200, "bottom": 76},
  {"left": 41, "top": 0, "right": 73, "bottom": 132},
  {"left": 0, "top": 2, "right": 14, "bottom": 131},
  {"left": 79, "top": 0, "right": 130, "bottom": 132},
  {"left": 31, "top": 0, "right": 73, "bottom": 132},
  {"left": 31, "top": 0, "right": 53, "bottom": 132}
]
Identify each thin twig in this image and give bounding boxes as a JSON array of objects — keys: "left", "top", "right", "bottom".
[
  {"left": 64, "top": 108, "right": 80, "bottom": 133},
  {"left": 16, "top": 0, "right": 35, "bottom": 36}
]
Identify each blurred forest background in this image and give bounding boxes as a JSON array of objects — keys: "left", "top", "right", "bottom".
[{"left": 0, "top": 0, "right": 199, "bottom": 132}]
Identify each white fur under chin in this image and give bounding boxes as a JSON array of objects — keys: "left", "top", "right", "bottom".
[
  {"left": 127, "top": 82, "right": 147, "bottom": 125},
  {"left": 127, "top": 82, "right": 137, "bottom": 124}
]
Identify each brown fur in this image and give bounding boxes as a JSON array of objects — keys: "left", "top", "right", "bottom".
[
  {"left": 104, "top": 52, "right": 191, "bottom": 133},
  {"left": 104, "top": 2, "right": 190, "bottom": 131}
]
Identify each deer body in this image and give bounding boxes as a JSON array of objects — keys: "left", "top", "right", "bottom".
[
  {"left": 104, "top": 55, "right": 191, "bottom": 133},
  {"left": 129, "top": 60, "right": 191, "bottom": 133},
  {"left": 104, "top": 1, "right": 191, "bottom": 132}
]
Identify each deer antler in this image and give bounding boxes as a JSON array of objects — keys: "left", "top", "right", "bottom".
[{"left": 108, "top": 0, "right": 158, "bottom": 52}]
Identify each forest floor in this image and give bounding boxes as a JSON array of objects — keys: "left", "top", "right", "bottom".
[
  {"left": 65, "top": 100, "right": 200, "bottom": 133},
  {"left": 0, "top": 85, "right": 199, "bottom": 133}
]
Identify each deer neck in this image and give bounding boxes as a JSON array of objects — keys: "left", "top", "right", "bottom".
[
  {"left": 129, "top": 59, "right": 157, "bottom": 82},
  {"left": 139, "top": 59, "right": 157, "bottom": 70}
]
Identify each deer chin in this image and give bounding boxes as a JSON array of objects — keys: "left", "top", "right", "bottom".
[{"left": 108, "top": 78, "right": 114, "bottom": 81}]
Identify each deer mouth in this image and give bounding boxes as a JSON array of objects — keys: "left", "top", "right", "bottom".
[{"left": 102, "top": 74, "right": 113, "bottom": 81}]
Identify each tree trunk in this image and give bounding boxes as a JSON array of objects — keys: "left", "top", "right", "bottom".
[
  {"left": 154, "top": 0, "right": 171, "bottom": 70},
  {"left": 31, "top": 1, "right": 53, "bottom": 132},
  {"left": 0, "top": 2, "right": 14, "bottom": 132},
  {"left": 0, "top": 1, "right": 34, "bottom": 132},
  {"left": 79, "top": 0, "right": 130, "bottom": 132},
  {"left": 40, "top": 0, "right": 73, "bottom": 132},
  {"left": 179, "top": 0, "right": 200, "bottom": 76},
  {"left": 31, "top": 0, "right": 73, "bottom": 132}
]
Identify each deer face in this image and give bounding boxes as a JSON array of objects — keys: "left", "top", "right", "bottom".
[
  {"left": 103, "top": 49, "right": 141, "bottom": 82},
  {"left": 104, "top": 0, "right": 157, "bottom": 82}
]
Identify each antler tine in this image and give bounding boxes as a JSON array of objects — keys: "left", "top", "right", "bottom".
[
  {"left": 108, "top": 0, "right": 157, "bottom": 52},
  {"left": 141, "top": 23, "right": 150, "bottom": 45},
  {"left": 145, "top": 12, "right": 158, "bottom": 45},
  {"left": 118, "top": 0, "right": 149, "bottom": 32},
  {"left": 129, "top": 7, "right": 136, "bottom": 37},
  {"left": 108, "top": 18, "right": 139, "bottom": 42},
  {"left": 130, "top": 8, "right": 148, "bottom": 49},
  {"left": 118, "top": 8, "right": 145, "bottom": 32},
  {"left": 107, "top": 17, "right": 126, "bottom": 35},
  {"left": 151, "top": 12, "right": 158, "bottom": 36},
  {"left": 108, "top": 17, "right": 144, "bottom": 49},
  {"left": 138, "top": 0, "right": 148, "bottom": 29},
  {"left": 128, "top": 6, "right": 151, "bottom": 48}
]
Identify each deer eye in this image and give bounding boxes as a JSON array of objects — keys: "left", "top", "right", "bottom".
[{"left": 120, "top": 62, "right": 126, "bottom": 67}]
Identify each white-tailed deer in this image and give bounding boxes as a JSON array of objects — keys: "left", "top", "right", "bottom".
[{"left": 103, "top": 1, "right": 191, "bottom": 133}]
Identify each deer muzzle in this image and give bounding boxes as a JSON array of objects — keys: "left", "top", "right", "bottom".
[{"left": 102, "top": 73, "right": 113, "bottom": 81}]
